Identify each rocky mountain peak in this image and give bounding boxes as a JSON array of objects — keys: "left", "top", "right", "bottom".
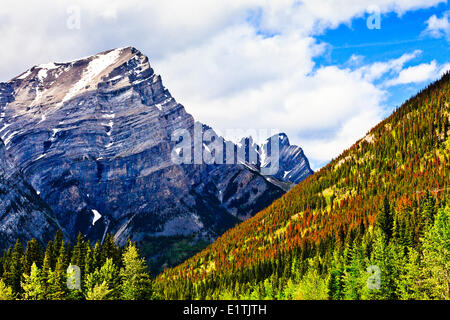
[
  {"left": 0, "top": 47, "right": 313, "bottom": 270},
  {"left": 10, "top": 47, "right": 157, "bottom": 112},
  {"left": 235, "top": 132, "right": 313, "bottom": 185},
  {"left": 270, "top": 132, "right": 290, "bottom": 147}
]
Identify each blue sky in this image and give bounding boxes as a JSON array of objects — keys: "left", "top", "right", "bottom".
[
  {"left": 316, "top": 3, "right": 449, "bottom": 111},
  {"left": 0, "top": 1, "right": 449, "bottom": 170}
]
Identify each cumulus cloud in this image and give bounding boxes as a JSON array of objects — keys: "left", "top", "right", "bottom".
[
  {"left": 423, "top": 10, "right": 450, "bottom": 40},
  {"left": 385, "top": 61, "right": 438, "bottom": 86},
  {"left": 0, "top": 0, "right": 447, "bottom": 168},
  {"left": 356, "top": 50, "right": 422, "bottom": 82},
  {"left": 160, "top": 45, "right": 387, "bottom": 167},
  {"left": 384, "top": 60, "right": 450, "bottom": 86}
]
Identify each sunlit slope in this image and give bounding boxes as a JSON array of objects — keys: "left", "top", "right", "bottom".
[{"left": 155, "top": 72, "right": 450, "bottom": 299}]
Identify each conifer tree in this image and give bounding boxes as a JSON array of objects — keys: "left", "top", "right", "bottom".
[
  {"left": 120, "top": 244, "right": 152, "bottom": 300},
  {"left": 102, "top": 234, "right": 121, "bottom": 267},
  {"left": 21, "top": 263, "right": 44, "bottom": 300},
  {"left": 84, "top": 241, "right": 94, "bottom": 276},
  {"left": 296, "top": 259, "right": 328, "bottom": 300},
  {"left": 92, "top": 242, "right": 102, "bottom": 271},
  {"left": 1, "top": 248, "right": 11, "bottom": 280},
  {"left": 52, "top": 230, "right": 64, "bottom": 256},
  {"left": 86, "top": 281, "right": 112, "bottom": 300},
  {"left": 46, "top": 244, "right": 68, "bottom": 300},
  {"left": 23, "top": 239, "right": 42, "bottom": 273},
  {"left": 42, "top": 240, "right": 54, "bottom": 287},
  {"left": 5, "top": 239, "right": 24, "bottom": 294},
  {"left": 366, "top": 229, "right": 396, "bottom": 299},
  {"left": 395, "top": 248, "right": 423, "bottom": 299},
  {"left": 421, "top": 192, "right": 437, "bottom": 231},
  {"left": 421, "top": 205, "right": 450, "bottom": 299},
  {"left": 85, "top": 258, "right": 120, "bottom": 299},
  {"left": 376, "top": 196, "right": 394, "bottom": 242},
  {"left": 0, "top": 279, "right": 15, "bottom": 300},
  {"left": 46, "top": 269, "right": 67, "bottom": 300},
  {"left": 71, "top": 232, "right": 86, "bottom": 277}
]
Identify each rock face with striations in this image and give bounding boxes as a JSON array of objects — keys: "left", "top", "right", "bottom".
[
  {"left": 0, "top": 138, "right": 59, "bottom": 249},
  {"left": 237, "top": 133, "right": 313, "bottom": 185},
  {"left": 0, "top": 47, "right": 313, "bottom": 267}
]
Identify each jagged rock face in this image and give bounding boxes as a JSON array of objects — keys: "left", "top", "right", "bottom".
[
  {"left": 261, "top": 133, "right": 313, "bottom": 184},
  {"left": 0, "top": 47, "right": 307, "bottom": 251},
  {"left": 0, "top": 140, "right": 59, "bottom": 249},
  {"left": 238, "top": 133, "right": 313, "bottom": 184}
]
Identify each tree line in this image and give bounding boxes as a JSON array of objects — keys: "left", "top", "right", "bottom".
[{"left": 0, "top": 233, "right": 153, "bottom": 300}]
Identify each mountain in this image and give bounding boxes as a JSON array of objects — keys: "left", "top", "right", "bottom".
[
  {"left": 237, "top": 133, "right": 313, "bottom": 184},
  {"left": 0, "top": 47, "right": 312, "bottom": 270},
  {"left": 155, "top": 73, "right": 450, "bottom": 299},
  {"left": 0, "top": 138, "right": 59, "bottom": 248}
]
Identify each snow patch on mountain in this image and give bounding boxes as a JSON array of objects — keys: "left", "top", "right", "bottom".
[
  {"left": 91, "top": 209, "right": 102, "bottom": 225},
  {"left": 58, "top": 48, "right": 124, "bottom": 107}
]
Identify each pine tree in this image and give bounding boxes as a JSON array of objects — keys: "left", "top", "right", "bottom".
[
  {"left": 5, "top": 239, "right": 24, "bottom": 294},
  {"left": 0, "top": 279, "right": 15, "bottom": 300},
  {"left": 296, "top": 259, "right": 328, "bottom": 300},
  {"left": 365, "top": 229, "right": 396, "bottom": 299},
  {"left": 84, "top": 241, "right": 94, "bottom": 276},
  {"left": 395, "top": 248, "right": 423, "bottom": 299},
  {"left": 52, "top": 230, "right": 64, "bottom": 256},
  {"left": 327, "top": 269, "right": 343, "bottom": 300},
  {"left": 101, "top": 234, "right": 121, "bottom": 267},
  {"left": 46, "top": 244, "right": 68, "bottom": 300},
  {"left": 86, "top": 281, "right": 112, "bottom": 300},
  {"left": 342, "top": 245, "right": 365, "bottom": 300},
  {"left": 21, "top": 263, "right": 44, "bottom": 300},
  {"left": 376, "top": 196, "right": 394, "bottom": 242},
  {"left": 23, "top": 239, "right": 42, "bottom": 273},
  {"left": 421, "top": 205, "right": 450, "bottom": 299},
  {"left": 42, "top": 240, "right": 54, "bottom": 289},
  {"left": 71, "top": 232, "right": 86, "bottom": 278},
  {"left": 92, "top": 242, "right": 102, "bottom": 271},
  {"left": 1, "top": 248, "right": 11, "bottom": 280},
  {"left": 85, "top": 258, "right": 120, "bottom": 299},
  {"left": 421, "top": 192, "right": 437, "bottom": 231},
  {"left": 46, "top": 269, "right": 67, "bottom": 300},
  {"left": 120, "top": 244, "right": 152, "bottom": 300}
]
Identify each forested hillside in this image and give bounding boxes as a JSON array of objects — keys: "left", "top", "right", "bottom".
[
  {"left": 154, "top": 72, "right": 450, "bottom": 300},
  {"left": 0, "top": 73, "right": 448, "bottom": 300},
  {"left": 0, "top": 232, "right": 152, "bottom": 300}
]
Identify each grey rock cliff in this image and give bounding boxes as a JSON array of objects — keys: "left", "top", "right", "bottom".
[
  {"left": 0, "top": 47, "right": 313, "bottom": 268},
  {"left": 237, "top": 133, "right": 313, "bottom": 185},
  {"left": 0, "top": 138, "right": 59, "bottom": 248}
]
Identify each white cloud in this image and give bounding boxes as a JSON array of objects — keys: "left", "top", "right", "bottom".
[
  {"left": 439, "top": 62, "right": 450, "bottom": 75},
  {"left": 356, "top": 50, "right": 422, "bottom": 82},
  {"left": 0, "top": 0, "right": 445, "bottom": 79},
  {"left": 155, "top": 26, "right": 323, "bottom": 103},
  {"left": 385, "top": 61, "right": 439, "bottom": 86},
  {"left": 0, "top": 0, "right": 447, "bottom": 168},
  {"left": 423, "top": 10, "right": 450, "bottom": 40},
  {"left": 301, "top": 109, "right": 381, "bottom": 169}
]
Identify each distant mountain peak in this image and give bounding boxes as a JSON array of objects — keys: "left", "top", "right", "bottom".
[
  {"left": 235, "top": 131, "right": 312, "bottom": 185},
  {"left": 264, "top": 132, "right": 290, "bottom": 148}
]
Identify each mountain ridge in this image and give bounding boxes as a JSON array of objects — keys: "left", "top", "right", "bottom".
[{"left": 0, "top": 47, "right": 313, "bottom": 271}]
